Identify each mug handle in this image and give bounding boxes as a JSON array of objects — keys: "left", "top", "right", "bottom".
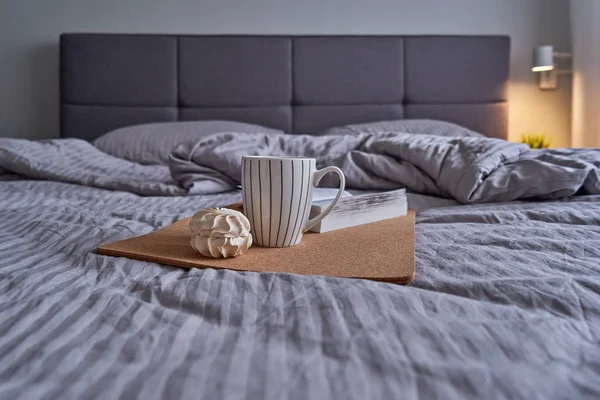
[{"left": 303, "top": 166, "right": 346, "bottom": 233}]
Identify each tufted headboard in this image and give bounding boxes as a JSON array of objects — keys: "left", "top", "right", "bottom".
[{"left": 60, "top": 34, "right": 510, "bottom": 140}]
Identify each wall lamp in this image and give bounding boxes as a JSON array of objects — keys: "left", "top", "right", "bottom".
[{"left": 532, "top": 45, "right": 572, "bottom": 90}]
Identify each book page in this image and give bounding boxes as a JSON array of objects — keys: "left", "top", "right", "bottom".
[{"left": 312, "top": 188, "right": 353, "bottom": 202}]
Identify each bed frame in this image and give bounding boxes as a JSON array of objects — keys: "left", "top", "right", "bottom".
[{"left": 59, "top": 34, "right": 509, "bottom": 140}]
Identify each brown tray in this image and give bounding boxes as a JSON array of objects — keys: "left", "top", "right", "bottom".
[{"left": 97, "top": 209, "right": 415, "bottom": 284}]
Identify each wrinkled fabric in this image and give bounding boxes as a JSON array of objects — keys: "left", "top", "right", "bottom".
[
  {"left": 0, "top": 138, "right": 184, "bottom": 196},
  {"left": 169, "top": 132, "right": 600, "bottom": 203},
  {"left": 1, "top": 178, "right": 599, "bottom": 399}
]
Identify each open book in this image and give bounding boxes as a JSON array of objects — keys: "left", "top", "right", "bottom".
[{"left": 309, "top": 189, "right": 407, "bottom": 233}]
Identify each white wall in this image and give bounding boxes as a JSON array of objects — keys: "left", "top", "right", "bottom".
[
  {"left": 571, "top": 0, "right": 600, "bottom": 148},
  {"left": 0, "top": 0, "right": 572, "bottom": 146}
]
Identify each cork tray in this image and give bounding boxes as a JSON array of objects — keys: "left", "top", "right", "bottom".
[{"left": 97, "top": 208, "right": 415, "bottom": 284}]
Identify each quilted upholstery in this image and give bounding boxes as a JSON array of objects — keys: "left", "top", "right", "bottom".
[{"left": 60, "top": 34, "right": 510, "bottom": 139}]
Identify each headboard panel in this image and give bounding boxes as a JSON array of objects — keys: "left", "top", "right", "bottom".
[{"left": 60, "top": 34, "right": 509, "bottom": 140}]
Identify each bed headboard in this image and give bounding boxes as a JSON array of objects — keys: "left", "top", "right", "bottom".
[{"left": 60, "top": 34, "right": 509, "bottom": 140}]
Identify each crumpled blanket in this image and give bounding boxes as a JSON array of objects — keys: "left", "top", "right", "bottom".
[
  {"left": 0, "top": 138, "right": 184, "bottom": 196},
  {"left": 169, "top": 132, "right": 600, "bottom": 203}
]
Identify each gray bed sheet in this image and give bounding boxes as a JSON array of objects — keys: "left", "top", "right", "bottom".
[
  {"left": 1, "top": 178, "right": 599, "bottom": 400},
  {"left": 169, "top": 132, "right": 600, "bottom": 203}
]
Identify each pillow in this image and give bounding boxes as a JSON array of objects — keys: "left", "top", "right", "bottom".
[
  {"left": 93, "top": 120, "right": 284, "bottom": 165},
  {"left": 322, "top": 119, "right": 483, "bottom": 138}
]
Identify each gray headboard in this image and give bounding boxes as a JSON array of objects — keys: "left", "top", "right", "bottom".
[{"left": 60, "top": 34, "right": 510, "bottom": 140}]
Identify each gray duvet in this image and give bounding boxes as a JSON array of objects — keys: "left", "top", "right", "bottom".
[
  {"left": 1, "top": 137, "right": 600, "bottom": 399},
  {"left": 170, "top": 132, "right": 600, "bottom": 203}
]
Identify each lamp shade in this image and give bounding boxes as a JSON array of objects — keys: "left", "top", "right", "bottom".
[{"left": 533, "top": 45, "right": 554, "bottom": 72}]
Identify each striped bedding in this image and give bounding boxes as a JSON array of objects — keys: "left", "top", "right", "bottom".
[
  {"left": 1, "top": 145, "right": 600, "bottom": 398},
  {"left": 0, "top": 138, "right": 183, "bottom": 195}
]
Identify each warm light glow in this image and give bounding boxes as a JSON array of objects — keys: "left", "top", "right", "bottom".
[{"left": 532, "top": 65, "right": 554, "bottom": 72}]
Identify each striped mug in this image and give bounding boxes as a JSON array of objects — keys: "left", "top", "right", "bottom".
[{"left": 241, "top": 156, "right": 345, "bottom": 247}]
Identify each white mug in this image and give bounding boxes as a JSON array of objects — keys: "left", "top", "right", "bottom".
[{"left": 241, "top": 156, "right": 345, "bottom": 247}]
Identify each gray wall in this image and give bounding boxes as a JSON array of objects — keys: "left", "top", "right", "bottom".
[
  {"left": 571, "top": 0, "right": 600, "bottom": 148},
  {"left": 0, "top": 0, "right": 572, "bottom": 146}
]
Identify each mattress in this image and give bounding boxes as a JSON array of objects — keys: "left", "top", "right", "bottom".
[{"left": 1, "top": 178, "right": 599, "bottom": 399}]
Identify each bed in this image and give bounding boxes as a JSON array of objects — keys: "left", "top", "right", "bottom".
[{"left": 1, "top": 34, "right": 599, "bottom": 400}]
